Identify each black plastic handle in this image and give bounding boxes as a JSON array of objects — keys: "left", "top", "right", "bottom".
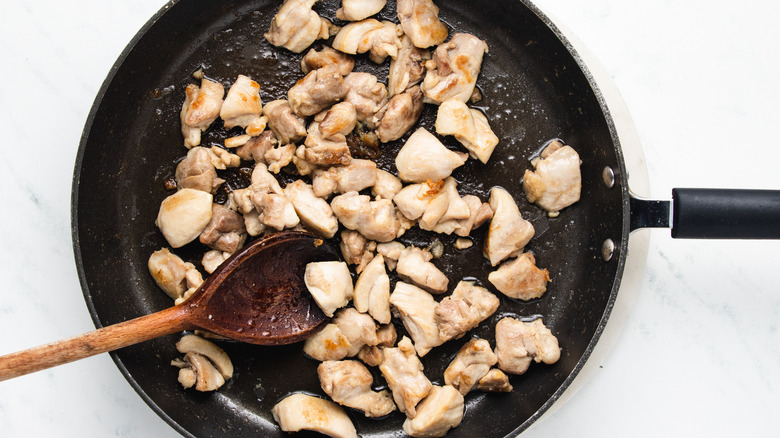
[{"left": 671, "top": 188, "right": 780, "bottom": 239}]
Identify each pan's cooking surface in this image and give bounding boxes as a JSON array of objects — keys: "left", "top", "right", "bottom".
[{"left": 73, "top": 0, "right": 627, "bottom": 436}]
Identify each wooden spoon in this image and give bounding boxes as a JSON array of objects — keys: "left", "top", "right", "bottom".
[{"left": 0, "top": 231, "right": 337, "bottom": 381}]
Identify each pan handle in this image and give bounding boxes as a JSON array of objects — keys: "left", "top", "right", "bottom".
[{"left": 630, "top": 188, "right": 780, "bottom": 238}]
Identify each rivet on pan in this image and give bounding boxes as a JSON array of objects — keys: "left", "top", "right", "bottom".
[
  {"left": 601, "top": 239, "right": 615, "bottom": 262},
  {"left": 602, "top": 166, "right": 615, "bottom": 188}
]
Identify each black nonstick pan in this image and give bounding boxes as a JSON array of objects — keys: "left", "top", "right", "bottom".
[{"left": 71, "top": 1, "right": 780, "bottom": 437}]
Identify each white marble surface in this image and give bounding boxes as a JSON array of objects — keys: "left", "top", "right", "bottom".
[{"left": 1, "top": 1, "right": 779, "bottom": 437}]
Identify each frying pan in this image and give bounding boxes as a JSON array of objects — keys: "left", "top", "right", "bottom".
[{"left": 70, "top": 0, "right": 780, "bottom": 437}]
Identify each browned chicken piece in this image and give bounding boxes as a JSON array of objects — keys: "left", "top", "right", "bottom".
[
  {"left": 336, "top": 0, "right": 387, "bottom": 21},
  {"left": 377, "top": 85, "right": 424, "bottom": 142},
  {"left": 264, "top": 0, "right": 331, "bottom": 53},
  {"left": 333, "top": 307, "right": 379, "bottom": 357},
  {"left": 303, "top": 121, "right": 352, "bottom": 166},
  {"left": 156, "top": 189, "right": 214, "bottom": 248},
  {"left": 208, "top": 146, "right": 241, "bottom": 169},
  {"left": 339, "top": 229, "right": 369, "bottom": 265},
  {"left": 483, "top": 187, "right": 535, "bottom": 266},
  {"left": 357, "top": 323, "right": 396, "bottom": 366},
  {"left": 332, "top": 19, "right": 402, "bottom": 64},
  {"left": 264, "top": 143, "right": 296, "bottom": 173},
  {"left": 379, "top": 336, "right": 433, "bottom": 417},
  {"left": 272, "top": 393, "right": 357, "bottom": 438},
  {"left": 435, "top": 281, "right": 499, "bottom": 342},
  {"left": 220, "top": 75, "right": 264, "bottom": 134},
  {"left": 435, "top": 97, "right": 499, "bottom": 163},
  {"left": 303, "top": 323, "right": 351, "bottom": 361},
  {"left": 289, "top": 64, "right": 349, "bottom": 116},
  {"left": 292, "top": 145, "right": 320, "bottom": 176},
  {"left": 443, "top": 339, "right": 497, "bottom": 395},
  {"left": 389, "top": 282, "right": 443, "bottom": 357},
  {"left": 488, "top": 252, "right": 550, "bottom": 300},
  {"left": 198, "top": 203, "right": 247, "bottom": 254},
  {"left": 395, "top": 128, "right": 467, "bottom": 183},
  {"left": 304, "top": 261, "right": 354, "bottom": 317},
  {"left": 523, "top": 141, "right": 582, "bottom": 214},
  {"left": 402, "top": 385, "right": 464, "bottom": 438},
  {"left": 249, "top": 162, "right": 285, "bottom": 199},
  {"left": 317, "top": 101, "right": 358, "bottom": 137},
  {"left": 181, "top": 78, "right": 224, "bottom": 148},
  {"left": 235, "top": 130, "right": 277, "bottom": 162},
  {"left": 421, "top": 33, "right": 488, "bottom": 104},
  {"left": 331, "top": 192, "right": 401, "bottom": 242},
  {"left": 376, "top": 241, "right": 405, "bottom": 271},
  {"left": 312, "top": 159, "right": 377, "bottom": 198},
  {"left": 425, "top": 177, "right": 471, "bottom": 233},
  {"left": 343, "top": 72, "right": 388, "bottom": 129},
  {"left": 388, "top": 35, "right": 431, "bottom": 96},
  {"left": 148, "top": 248, "right": 204, "bottom": 301},
  {"left": 476, "top": 369, "right": 513, "bottom": 392},
  {"left": 353, "top": 254, "right": 391, "bottom": 324},
  {"left": 171, "top": 335, "right": 233, "bottom": 392},
  {"left": 258, "top": 193, "right": 300, "bottom": 230},
  {"left": 263, "top": 100, "right": 307, "bottom": 144},
  {"left": 372, "top": 169, "right": 403, "bottom": 200},
  {"left": 318, "top": 360, "right": 397, "bottom": 418},
  {"left": 494, "top": 317, "right": 560, "bottom": 375},
  {"left": 301, "top": 46, "right": 355, "bottom": 76},
  {"left": 284, "top": 180, "right": 339, "bottom": 238},
  {"left": 396, "top": 246, "right": 448, "bottom": 294},
  {"left": 450, "top": 195, "right": 493, "bottom": 237},
  {"left": 175, "top": 146, "right": 224, "bottom": 194},
  {"left": 396, "top": 0, "right": 449, "bottom": 49},
  {"left": 393, "top": 179, "right": 446, "bottom": 227}
]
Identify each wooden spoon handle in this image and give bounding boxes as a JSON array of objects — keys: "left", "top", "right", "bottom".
[{"left": 0, "top": 305, "right": 194, "bottom": 381}]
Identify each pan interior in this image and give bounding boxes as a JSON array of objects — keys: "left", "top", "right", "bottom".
[{"left": 73, "top": 0, "right": 627, "bottom": 436}]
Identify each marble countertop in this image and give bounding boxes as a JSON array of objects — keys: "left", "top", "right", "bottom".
[{"left": 1, "top": 1, "right": 778, "bottom": 436}]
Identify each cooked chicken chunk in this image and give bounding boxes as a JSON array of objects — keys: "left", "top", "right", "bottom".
[
  {"left": 301, "top": 46, "right": 355, "bottom": 76},
  {"left": 389, "top": 282, "right": 443, "bottom": 357},
  {"left": 289, "top": 64, "right": 349, "bottom": 117},
  {"left": 264, "top": 0, "right": 331, "bottom": 53},
  {"left": 393, "top": 179, "right": 446, "bottom": 225},
  {"left": 148, "top": 248, "right": 203, "bottom": 301},
  {"left": 488, "top": 252, "right": 550, "bottom": 300},
  {"left": 303, "top": 121, "right": 353, "bottom": 166},
  {"left": 258, "top": 193, "right": 300, "bottom": 230},
  {"left": 332, "top": 19, "right": 402, "bottom": 64},
  {"left": 357, "top": 323, "right": 396, "bottom": 366},
  {"left": 171, "top": 334, "right": 234, "bottom": 392},
  {"left": 523, "top": 142, "right": 582, "bottom": 214},
  {"left": 181, "top": 78, "right": 225, "bottom": 148},
  {"left": 220, "top": 75, "right": 264, "bottom": 133},
  {"left": 396, "top": 246, "right": 448, "bottom": 294},
  {"left": 208, "top": 146, "right": 241, "bottom": 169},
  {"left": 338, "top": 229, "right": 374, "bottom": 269},
  {"left": 402, "top": 385, "right": 464, "bottom": 438},
  {"left": 304, "top": 261, "right": 354, "bottom": 317},
  {"left": 249, "top": 162, "right": 285, "bottom": 198},
  {"left": 372, "top": 169, "right": 403, "bottom": 200},
  {"left": 388, "top": 35, "right": 430, "bottom": 96},
  {"left": 318, "top": 101, "right": 358, "bottom": 138},
  {"left": 312, "top": 159, "right": 377, "bottom": 197},
  {"left": 284, "top": 180, "right": 340, "bottom": 238},
  {"left": 331, "top": 192, "right": 401, "bottom": 242},
  {"left": 397, "top": 0, "right": 449, "bottom": 49},
  {"left": 435, "top": 98, "right": 498, "bottom": 163},
  {"left": 476, "top": 369, "right": 513, "bottom": 392},
  {"left": 333, "top": 307, "right": 378, "bottom": 357},
  {"left": 483, "top": 187, "right": 535, "bottom": 266},
  {"left": 353, "top": 254, "right": 391, "bottom": 324},
  {"left": 450, "top": 194, "right": 493, "bottom": 237},
  {"left": 201, "top": 249, "right": 230, "bottom": 274},
  {"left": 263, "top": 100, "right": 307, "bottom": 144},
  {"left": 198, "top": 203, "right": 247, "bottom": 254},
  {"left": 379, "top": 336, "right": 432, "bottom": 417},
  {"left": 377, "top": 85, "right": 424, "bottom": 142},
  {"left": 156, "top": 188, "right": 213, "bottom": 248},
  {"left": 376, "top": 241, "right": 405, "bottom": 271},
  {"left": 395, "top": 128, "right": 467, "bottom": 183},
  {"left": 304, "top": 323, "right": 352, "bottom": 361},
  {"left": 264, "top": 143, "right": 296, "bottom": 173},
  {"left": 494, "top": 317, "right": 560, "bottom": 375},
  {"left": 435, "top": 281, "right": 499, "bottom": 342},
  {"left": 235, "top": 130, "right": 277, "bottom": 162},
  {"left": 318, "top": 360, "right": 396, "bottom": 418},
  {"left": 343, "top": 72, "right": 388, "bottom": 129},
  {"left": 421, "top": 33, "right": 488, "bottom": 104},
  {"left": 272, "top": 393, "right": 358, "bottom": 438},
  {"left": 336, "top": 0, "right": 387, "bottom": 21},
  {"left": 425, "top": 177, "right": 471, "bottom": 233},
  {"left": 175, "top": 146, "right": 224, "bottom": 194},
  {"left": 443, "top": 339, "right": 497, "bottom": 395}
]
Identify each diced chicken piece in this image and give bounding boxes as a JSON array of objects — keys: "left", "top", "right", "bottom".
[
  {"left": 443, "top": 339, "right": 497, "bottom": 395},
  {"left": 332, "top": 19, "right": 402, "bottom": 64},
  {"left": 333, "top": 307, "right": 378, "bottom": 357},
  {"left": 353, "top": 254, "right": 391, "bottom": 324},
  {"left": 272, "top": 393, "right": 358, "bottom": 438},
  {"left": 318, "top": 360, "right": 396, "bottom": 418},
  {"left": 208, "top": 146, "right": 241, "bottom": 169},
  {"left": 396, "top": 0, "right": 449, "bottom": 49},
  {"left": 483, "top": 187, "right": 535, "bottom": 266},
  {"left": 263, "top": 100, "right": 307, "bottom": 144},
  {"left": 198, "top": 203, "right": 247, "bottom": 254},
  {"left": 292, "top": 145, "right": 320, "bottom": 175},
  {"left": 435, "top": 98, "right": 499, "bottom": 163},
  {"left": 181, "top": 78, "right": 224, "bottom": 148},
  {"left": 476, "top": 369, "right": 513, "bottom": 392},
  {"left": 395, "top": 128, "right": 467, "bottom": 183},
  {"left": 220, "top": 75, "right": 264, "bottom": 133},
  {"left": 376, "top": 241, "right": 405, "bottom": 271},
  {"left": 201, "top": 250, "right": 230, "bottom": 274},
  {"left": 175, "top": 146, "right": 224, "bottom": 194},
  {"left": 377, "top": 85, "right": 424, "bottom": 142},
  {"left": 450, "top": 195, "right": 493, "bottom": 237},
  {"left": 338, "top": 230, "right": 375, "bottom": 271},
  {"left": 318, "top": 101, "right": 358, "bottom": 137},
  {"left": 259, "top": 193, "right": 300, "bottom": 230},
  {"left": 301, "top": 46, "right": 355, "bottom": 76},
  {"left": 389, "top": 282, "right": 443, "bottom": 357},
  {"left": 454, "top": 238, "right": 473, "bottom": 250},
  {"left": 249, "top": 162, "right": 285, "bottom": 199},
  {"left": 264, "top": 143, "right": 296, "bottom": 173},
  {"left": 357, "top": 323, "right": 396, "bottom": 366},
  {"left": 523, "top": 142, "right": 582, "bottom": 214},
  {"left": 488, "top": 252, "right": 550, "bottom": 300},
  {"left": 343, "top": 72, "right": 388, "bottom": 129},
  {"left": 304, "top": 261, "right": 354, "bottom": 317},
  {"left": 372, "top": 169, "right": 403, "bottom": 200},
  {"left": 304, "top": 121, "right": 352, "bottom": 166},
  {"left": 243, "top": 210, "right": 266, "bottom": 237},
  {"left": 156, "top": 188, "right": 213, "bottom": 248},
  {"left": 421, "top": 33, "right": 488, "bottom": 104},
  {"left": 336, "top": 0, "right": 387, "bottom": 21},
  {"left": 426, "top": 177, "right": 471, "bottom": 232},
  {"left": 284, "top": 180, "right": 340, "bottom": 238},
  {"left": 304, "top": 323, "right": 351, "bottom": 361},
  {"left": 312, "top": 159, "right": 377, "bottom": 198},
  {"left": 435, "top": 281, "right": 499, "bottom": 342},
  {"left": 235, "top": 130, "right": 277, "bottom": 162},
  {"left": 388, "top": 35, "right": 431, "bottom": 96},
  {"left": 264, "top": 0, "right": 331, "bottom": 53},
  {"left": 289, "top": 64, "right": 348, "bottom": 116},
  {"left": 379, "top": 336, "right": 432, "bottom": 417},
  {"left": 396, "top": 246, "right": 448, "bottom": 294},
  {"left": 402, "top": 385, "right": 464, "bottom": 438},
  {"left": 393, "top": 179, "right": 445, "bottom": 225},
  {"left": 148, "top": 248, "right": 203, "bottom": 301},
  {"left": 171, "top": 334, "right": 233, "bottom": 393},
  {"left": 331, "top": 192, "right": 401, "bottom": 242},
  {"left": 494, "top": 317, "right": 561, "bottom": 375}
]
